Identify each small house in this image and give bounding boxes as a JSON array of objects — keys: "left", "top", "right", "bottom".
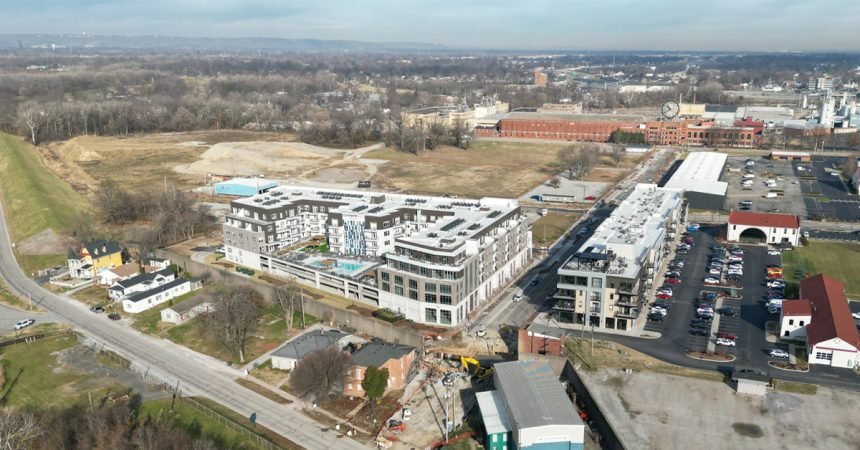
[
  {"left": 270, "top": 328, "right": 356, "bottom": 371},
  {"left": 160, "top": 294, "right": 213, "bottom": 324},
  {"left": 343, "top": 342, "right": 416, "bottom": 397}
]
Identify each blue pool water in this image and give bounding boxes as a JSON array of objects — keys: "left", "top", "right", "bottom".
[{"left": 309, "top": 260, "right": 365, "bottom": 274}]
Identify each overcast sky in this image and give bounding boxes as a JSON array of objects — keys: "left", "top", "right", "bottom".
[{"left": 3, "top": 0, "right": 859, "bottom": 51}]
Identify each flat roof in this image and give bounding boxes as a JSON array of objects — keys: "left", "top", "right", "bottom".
[
  {"left": 502, "top": 111, "right": 646, "bottom": 123},
  {"left": 493, "top": 360, "right": 582, "bottom": 429},
  {"left": 272, "top": 329, "right": 349, "bottom": 360},
  {"left": 217, "top": 177, "right": 278, "bottom": 189},
  {"left": 476, "top": 391, "right": 512, "bottom": 436},
  {"left": 664, "top": 152, "right": 728, "bottom": 197},
  {"left": 564, "top": 184, "right": 683, "bottom": 278}
]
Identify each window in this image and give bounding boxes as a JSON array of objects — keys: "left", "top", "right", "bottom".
[
  {"left": 394, "top": 275, "right": 403, "bottom": 285},
  {"left": 382, "top": 283, "right": 390, "bottom": 292},
  {"left": 381, "top": 272, "right": 389, "bottom": 281},
  {"left": 409, "top": 279, "right": 418, "bottom": 289},
  {"left": 425, "top": 309, "right": 437, "bottom": 323},
  {"left": 394, "top": 286, "right": 404, "bottom": 296},
  {"left": 799, "top": 320, "right": 805, "bottom": 326},
  {"left": 409, "top": 290, "right": 418, "bottom": 300},
  {"left": 440, "top": 310, "right": 452, "bottom": 325},
  {"left": 789, "top": 319, "right": 794, "bottom": 325},
  {"left": 591, "top": 278, "right": 603, "bottom": 288},
  {"left": 440, "top": 285, "right": 452, "bottom": 294},
  {"left": 440, "top": 295, "right": 452, "bottom": 305},
  {"left": 815, "top": 352, "right": 832, "bottom": 361},
  {"left": 425, "top": 293, "right": 437, "bottom": 303},
  {"left": 425, "top": 283, "right": 437, "bottom": 292}
]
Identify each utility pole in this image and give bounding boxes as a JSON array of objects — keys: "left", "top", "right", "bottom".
[
  {"left": 444, "top": 386, "right": 450, "bottom": 443},
  {"left": 300, "top": 289, "right": 306, "bottom": 328}
]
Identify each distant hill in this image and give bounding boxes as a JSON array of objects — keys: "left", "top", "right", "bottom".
[{"left": 0, "top": 33, "right": 446, "bottom": 53}]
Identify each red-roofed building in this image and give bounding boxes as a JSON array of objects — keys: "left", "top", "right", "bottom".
[
  {"left": 779, "top": 299, "right": 812, "bottom": 340},
  {"left": 727, "top": 211, "right": 801, "bottom": 246},
  {"left": 783, "top": 274, "right": 860, "bottom": 369}
]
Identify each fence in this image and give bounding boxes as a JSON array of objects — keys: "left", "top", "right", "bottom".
[
  {"left": 180, "top": 397, "right": 283, "bottom": 450},
  {"left": 0, "top": 329, "right": 73, "bottom": 349}
]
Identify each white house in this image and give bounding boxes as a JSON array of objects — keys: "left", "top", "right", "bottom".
[
  {"left": 98, "top": 261, "right": 166, "bottom": 286},
  {"left": 788, "top": 274, "right": 860, "bottom": 369},
  {"left": 779, "top": 299, "right": 812, "bottom": 340},
  {"left": 109, "top": 268, "right": 175, "bottom": 301},
  {"left": 270, "top": 327, "right": 356, "bottom": 371},
  {"left": 160, "top": 294, "right": 212, "bottom": 324},
  {"left": 727, "top": 211, "right": 801, "bottom": 246},
  {"left": 122, "top": 278, "right": 202, "bottom": 314}
]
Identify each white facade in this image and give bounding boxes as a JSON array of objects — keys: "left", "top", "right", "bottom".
[
  {"left": 779, "top": 313, "right": 811, "bottom": 340},
  {"left": 122, "top": 279, "right": 195, "bottom": 314},
  {"left": 727, "top": 223, "right": 799, "bottom": 246},
  {"left": 809, "top": 338, "right": 860, "bottom": 368},
  {"left": 109, "top": 271, "right": 175, "bottom": 301},
  {"left": 518, "top": 424, "right": 585, "bottom": 449}
]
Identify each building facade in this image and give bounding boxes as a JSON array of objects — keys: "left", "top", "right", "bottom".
[
  {"left": 553, "top": 184, "right": 685, "bottom": 332},
  {"left": 727, "top": 212, "right": 801, "bottom": 246},
  {"left": 67, "top": 240, "right": 123, "bottom": 279},
  {"left": 222, "top": 187, "right": 531, "bottom": 326},
  {"left": 343, "top": 342, "right": 416, "bottom": 397},
  {"left": 476, "top": 112, "right": 644, "bottom": 142},
  {"left": 779, "top": 299, "right": 811, "bottom": 340}
]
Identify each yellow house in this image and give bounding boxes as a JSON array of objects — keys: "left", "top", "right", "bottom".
[{"left": 67, "top": 240, "right": 123, "bottom": 279}]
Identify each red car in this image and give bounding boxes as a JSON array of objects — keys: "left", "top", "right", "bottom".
[
  {"left": 584, "top": 196, "right": 596, "bottom": 201},
  {"left": 664, "top": 277, "right": 682, "bottom": 285},
  {"left": 656, "top": 292, "right": 673, "bottom": 299},
  {"left": 717, "top": 332, "right": 738, "bottom": 340}
]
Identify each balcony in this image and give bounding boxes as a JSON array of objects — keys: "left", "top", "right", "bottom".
[
  {"left": 615, "top": 296, "right": 639, "bottom": 307},
  {"left": 615, "top": 308, "right": 640, "bottom": 319},
  {"left": 552, "top": 299, "right": 577, "bottom": 311}
]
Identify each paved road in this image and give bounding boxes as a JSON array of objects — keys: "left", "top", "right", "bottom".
[
  {"left": 0, "top": 203, "right": 365, "bottom": 450},
  {"left": 0, "top": 303, "right": 53, "bottom": 332}
]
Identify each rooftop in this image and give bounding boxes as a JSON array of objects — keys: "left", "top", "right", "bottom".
[
  {"left": 563, "top": 184, "right": 683, "bottom": 278},
  {"left": 271, "top": 329, "right": 350, "bottom": 360},
  {"left": 167, "top": 294, "right": 212, "bottom": 315},
  {"left": 125, "top": 278, "right": 190, "bottom": 303},
  {"left": 216, "top": 177, "right": 278, "bottom": 189},
  {"left": 476, "top": 390, "right": 512, "bottom": 436},
  {"left": 230, "top": 186, "right": 520, "bottom": 252},
  {"left": 664, "top": 152, "right": 728, "bottom": 197},
  {"left": 801, "top": 274, "right": 860, "bottom": 349},
  {"left": 493, "top": 360, "right": 582, "bottom": 429},
  {"left": 350, "top": 342, "right": 415, "bottom": 368},
  {"left": 728, "top": 211, "right": 801, "bottom": 229},
  {"left": 782, "top": 299, "right": 812, "bottom": 316},
  {"left": 503, "top": 111, "right": 646, "bottom": 123}
]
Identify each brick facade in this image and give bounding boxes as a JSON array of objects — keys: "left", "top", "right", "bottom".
[{"left": 343, "top": 346, "right": 417, "bottom": 397}]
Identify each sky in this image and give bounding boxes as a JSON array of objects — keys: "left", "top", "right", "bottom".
[{"left": 2, "top": 0, "right": 859, "bottom": 51}]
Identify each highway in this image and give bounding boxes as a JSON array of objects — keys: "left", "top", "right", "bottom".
[{"left": 0, "top": 202, "right": 365, "bottom": 450}]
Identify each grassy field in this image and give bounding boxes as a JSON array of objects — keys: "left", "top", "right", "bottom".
[
  {"left": 565, "top": 337, "right": 725, "bottom": 383},
  {"left": 772, "top": 379, "right": 818, "bottom": 395},
  {"left": 0, "top": 278, "right": 35, "bottom": 311},
  {"left": 367, "top": 140, "right": 566, "bottom": 198},
  {"left": 532, "top": 213, "right": 581, "bottom": 245},
  {"left": 0, "top": 133, "right": 90, "bottom": 242},
  {"left": 782, "top": 241, "right": 860, "bottom": 298},
  {"left": 70, "top": 285, "right": 111, "bottom": 307},
  {"left": 131, "top": 289, "right": 203, "bottom": 333},
  {"left": 0, "top": 334, "right": 120, "bottom": 409}
]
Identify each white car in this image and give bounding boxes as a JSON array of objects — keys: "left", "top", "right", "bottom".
[
  {"left": 708, "top": 268, "right": 721, "bottom": 275},
  {"left": 767, "top": 249, "right": 781, "bottom": 255},
  {"left": 650, "top": 308, "right": 668, "bottom": 316},
  {"left": 727, "top": 270, "right": 743, "bottom": 276},
  {"left": 476, "top": 327, "right": 487, "bottom": 337},
  {"left": 852, "top": 312, "right": 860, "bottom": 320},
  {"left": 802, "top": 231, "right": 810, "bottom": 238},
  {"left": 716, "top": 338, "right": 736, "bottom": 347},
  {"left": 512, "top": 293, "right": 524, "bottom": 303},
  {"left": 769, "top": 349, "right": 790, "bottom": 359},
  {"left": 704, "top": 277, "right": 719, "bottom": 285},
  {"left": 13, "top": 319, "right": 35, "bottom": 330},
  {"left": 728, "top": 264, "right": 743, "bottom": 270}
]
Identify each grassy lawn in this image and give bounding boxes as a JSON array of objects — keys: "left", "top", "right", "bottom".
[
  {"left": 772, "top": 379, "right": 818, "bottom": 395},
  {"left": 15, "top": 253, "right": 69, "bottom": 276},
  {"left": 532, "top": 213, "right": 581, "bottom": 246},
  {"left": 0, "top": 278, "right": 37, "bottom": 311},
  {"left": 167, "top": 302, "right": 318, "bottom": 365},
  {"left": 565, "top": 337, "right": 725, "bottom": 383},
  {"left": 0, "top": 334, "right": 120, "bottom": 409},
  {"left": 782, "top": 241, "right": 860, "bottom": 297},
  {"left": 190, "top": 397, "right": 303, "bottom": 449},
  {"left": 70, "top": 285, "right": 110, "bottom": 307},
  {"left": 0, "top": 132, "right": 89, "bottom": 242}
]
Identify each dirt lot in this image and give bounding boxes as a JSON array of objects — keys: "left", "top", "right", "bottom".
[{"left": 583, "top": 369, "right": 860, "bottom": 450}]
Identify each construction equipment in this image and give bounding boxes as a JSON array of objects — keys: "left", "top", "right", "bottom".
[{"left": 460, "top": 356, "right": 493, "bottom": 379}]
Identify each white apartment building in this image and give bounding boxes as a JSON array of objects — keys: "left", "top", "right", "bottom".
[
  {"left": 222, "top": 187, "right": 531, "bottom": 326},
  {"left": 553, "top": 184, "right": 685, "bottom": 332}
]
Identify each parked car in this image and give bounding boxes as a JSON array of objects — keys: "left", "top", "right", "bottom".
[
  {"left": 648, "top": 313, "right": 665, "bottom": 322},
  {"left": 512, "top": 293, "right": 524, "bottom": 303},
  {"left": 108, "top": 313, "right": 121, "bottom": 321},
  {"left": 676, "top": 249, "right": 688, "bottom": 255},
  {"left": 689, "top": 328, "right": 709, "bottom": 336},
  {"left": 696, "top": 312, "right": 714, "bottom": 320},
  {"left": 708, "top": 268, "right": 721, "bottom": 276},
  {"left": 716, "top": 338, "right": 736, "bottom": 347},
  {"left": 13, "top": 319, "right": 35, "bottom": 330},
  {"left": 769, "top": 349, "right": 790, "bottom": 359},
  {"left": 852, "top": 312, "right": 860, "bottom": 320},
  {"left": 767, "top": 249, "right": 781, "bottom": 255},
  {"left": 690, "top": 319, "right": 712, "bottom": 328},
  {"left": 530, "top": 278, "right": 540, "bottom": 286},
  {"left": 716, "top": 307, "right": 737, "bottom": 316},
  {"left": 656, "top": 292, "right": 673, "bottom": 300},
  {"left": 90, "top": 305, "right": 105, "bottom": 313},
  {"left": 717, "top": 332, "right": 738, "bottom": 340},
  {"left": 653, "top": 300, "right": 670, "bottom": 309},
  {"left": 727, "top": 269, "right": 743, "bottom": 276},
  {"left": 664, "top": 277, "right": 681, "bottom": 285},
  {"left": 704, "top": 277, "right": 719, "bottom": 285}
]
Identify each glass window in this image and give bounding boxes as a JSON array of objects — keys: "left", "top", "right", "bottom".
[
  {"left": 440, "top": 295, "right": 452, "bottom": 305},
  {"left": 381, "top": 272, "right": 389, "bottom": 281},
  {"left": 394, "top": 286, "right": 403, "bottom": 296},
  {"left": 409, "top": 279, "right": 418, "bottom": 289},
  {"left": 382, "top": 283, "right": 389, "bottom": 292},
  {"left": 409, "top": 290, "right": 418, "bottom": 300},
  {"left": 425, "top": 283, "right": 437, "bottom": 292},
  {"left": 440, "top": 285, "right": 452, "bottom": 294},
  {"left": 425, "top": 309, "right": 437, "bottom": 323},
  {"left": 425, "top": 293, "right": 437, "bottom": 303},
  {"left": 591, "top": 278, "right": 603, "bottom": 289},
  {"left": 394, "top": 275, "right": 403, "bottom": 285},
  {"left": 440, "top": 310, "right": 452, "bottom": 325}
]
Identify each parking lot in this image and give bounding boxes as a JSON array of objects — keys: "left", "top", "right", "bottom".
[
  {"left": 798, "top": 156, "right": 860, "bottom": 222},
  {"left": 721, "top": 156, "right": 806, "bottom": 217},
  {"left": 643, "top": 226, "right": 784, "bottom": 371}
]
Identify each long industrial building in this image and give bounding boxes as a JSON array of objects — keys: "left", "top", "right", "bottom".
[
  {"left": 661, "top": 152, "right": 728, "bottom": 210},
  {"left": 222, "top": 186, "right": 531, "bottom": 326},
  {"left": 553, "top": 184, "right": 685, "bottom": 332}
]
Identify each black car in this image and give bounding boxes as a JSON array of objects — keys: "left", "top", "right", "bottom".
[
  {"left": 702, "top": 292, "right": 718, "bottom": 300},
  {"left": 107, "top": 313, "right": 121, "bottom": 321},
  {"left": 696, "top": 312, "right": 714, "bottom": 320},
  {"left": 716, "top": 307, "right": 737, "bottom": 316},
  {"left": 647, "top": 313, "right": 665, "bottom": 322},
  {"left": 689, "top": 328, "right": 709, "bottom": 336},
  {"left": 652, "top": 300, "right": 670, "bottom": 309},
  {"left": 90, "top": 305, "right": 104, "bottom": 313},
  {"left": 690, "top": 319, "right": 712, "bottom": 327}
]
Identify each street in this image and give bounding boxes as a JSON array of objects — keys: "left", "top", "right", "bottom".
[{"left": 0, "top": 203, "right": 365, "bottom": 450}]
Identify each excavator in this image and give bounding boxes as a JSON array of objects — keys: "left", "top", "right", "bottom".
[{"left": 460, "top": 356, "right": 493, "bottom": 379}]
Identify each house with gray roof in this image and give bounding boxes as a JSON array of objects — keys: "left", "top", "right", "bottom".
[
  {"left": 344, "top": 342, "right": 417, "bottom": 397},
  {"left": 109, "top": 268, "right": 175, "bottom": 301},
  {"left": 270, "top": 328, "right": 357, "bottom": 370}
]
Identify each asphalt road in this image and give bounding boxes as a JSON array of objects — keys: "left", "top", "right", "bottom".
[
  {"left": 0, "top": 304, "right": 53, "bottom": 333},
  {"left": 0, "top": 203, "right": 364, "bottom": 450}
]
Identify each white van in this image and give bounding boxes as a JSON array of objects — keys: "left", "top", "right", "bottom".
[
  {"left": 766, "top": 179, "right": 776, "bottom": 187},
  {"left": 743, "top": 173, "right": 755, "bottom": 180},
  {"left": 765, "top": 192, "right": 778, "bottom": 198}
]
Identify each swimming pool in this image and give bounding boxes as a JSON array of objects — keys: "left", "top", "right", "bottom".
[{"left": 308, "top": 259, "right": 366, "bottom": 274}]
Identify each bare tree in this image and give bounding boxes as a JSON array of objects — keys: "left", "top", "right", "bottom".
[
  {"left": 575, "top": 143, "right": 600, "bottom": 178},
  {"left": 557, "top": 145, "right": 579, "bottom": 179},
  {"left": 549, "top": 176, "right": 561, "bottom": 188},
  {"left": 17, "top": 102, "right": 42, "bottom": 145},
  {"left": 841, "top": 152, "right": 860, "bottom": 179},
  {"left": 0, "top": 408, "right": 41, "bottom": 450},
  {"left": 205, "top": 286, "right": 264, "bottom": 363},
  {"left": 290, "top": 346, "right": 351, "bottom": 399},
  {"left": 610, "top": 145, "right": 626, "bottom": 166},
  {"left": 274, "top": 278, "right": 303, "bottom": 333}
]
